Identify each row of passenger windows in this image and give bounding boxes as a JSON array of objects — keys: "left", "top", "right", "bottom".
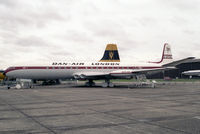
[{"left": 46, "top": 67, "right": 140, "bottom": 69}]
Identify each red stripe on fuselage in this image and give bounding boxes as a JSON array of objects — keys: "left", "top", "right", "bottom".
[{"left": 5, "top": 66, "right": 162, "bottom": 74}]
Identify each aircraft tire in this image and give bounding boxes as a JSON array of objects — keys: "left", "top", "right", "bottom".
[
  {"left": 102, "top": 82, "right": 108, "bottom": 88},
  {"left": 108, "top": 83, "right": 114, "bottom": 87},
  {"left": 85, "top": 82, "right": 95, "bottom": 87}
]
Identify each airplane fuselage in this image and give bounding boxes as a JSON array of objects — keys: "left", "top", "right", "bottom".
[{"left": 5, "top": 62, "right": 162, "bottom": 80}]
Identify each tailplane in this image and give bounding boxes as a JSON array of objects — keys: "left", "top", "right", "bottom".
[
  {"left": 149, "top": 43, "right": 173, "bottom": 64},
  {"left": 99, "top": 44, "right": 120, "bottom": 62}
]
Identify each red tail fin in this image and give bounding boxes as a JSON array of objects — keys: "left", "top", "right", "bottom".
[{"left": 149, "top": 43, "right": 173, "bottom": 64}]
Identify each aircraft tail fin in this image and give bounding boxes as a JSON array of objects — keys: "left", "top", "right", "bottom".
[
  {"left": 99, "top": 44, "right": 120, "bottom": 62},
  {"left": 149, "top": 43, "right": 173, "bottom": 64}
]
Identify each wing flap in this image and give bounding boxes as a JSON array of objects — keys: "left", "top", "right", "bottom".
[
  {"left": 130, "top": 67, "right": 177, "bottom": 75},
  {"left": 163, "top": 57, "right": 195, "bottom": 67},
  {"left": 73, "top": 67, "right": 177, "bottom": 80},
  {"left": 73, "top": 72, "right": 109, "bottom": 79}
]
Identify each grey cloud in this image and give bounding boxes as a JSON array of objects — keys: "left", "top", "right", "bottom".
[
  {"left": 119, "top": 40, "right": 140, "bottom": 50},
  {"left": 138, "top": 17, "right": 157, "bottom": 27},
  {"left": 191, "top": 43, "right": 200, "bottom": 50},
  {"left": 0, "top": 0, "right": 67, "bottom": 33},
  {"left": 0, "top": 49, "right": 18, "bottom": 58},
  {"left": 183, "top": 30, "right": 196, "bottom": 35},
  {"left": 85, "top": 19, "right": 128, "bottom": 39},
  {"left": 77, "top": 1, "right": 99, "bottom": 16},
  {"left": 0, "top": 0, "right": 199, "bottom": 68},
  {"left": 63, "top": 31, "right": 94, "bottom": 44},
  {"left": 172, "top": 0, "right": 200, "bottom": 11},
  {"left": 2, "top": 35, "right": 51, "bottom": 49},
  {"left": 0, "top": 0, "right": 18, "bottom": 8},
  {"left": 170, "top": 17, "right": 188, "bottom": 26},
  {"left": 27, "top": 11, "right": 66, "bottom": 28},
  {"left": 177, "top": 51, "right": 194, "bottom": 59},
  {"left": 0, "top": 36, "right": 50, "bottom": 62},
  {"left": 51, "top": 51, "right": 71, "bottom": 57},
  {"left": 1, "top": 34, "right": 20, "bottom": 47},
  {"left": 0, "top": 12, "right": 31, "bottom": 32},
  {"left": 15, "top": 36, "right": 49, "bottom": 47},
  {"left": 0, "top": 9, "right": 65, "bottom": 30},
  {"left": 156, "top": 0, "right": 200, "bottom": 11},
  {"left": 84, "top": 19, "right": 141, "bottom": 50}
]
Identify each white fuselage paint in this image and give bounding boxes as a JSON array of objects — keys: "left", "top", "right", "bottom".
[{"left": 5, "top": 62, "right": 162, "bottom": 80}]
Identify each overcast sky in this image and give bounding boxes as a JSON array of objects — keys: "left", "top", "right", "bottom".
[{"left": 0, "top": 0, "right": 200, "bottom": 69}]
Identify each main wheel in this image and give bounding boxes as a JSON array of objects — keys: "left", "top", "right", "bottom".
[
  {"left": 102, "top": 82, "right": 108, "bottom": 88},
  {"left": 85, "top": 81, "right": 95, "bottom": 87},
  {"left": 108, "top": 83, "right": 114, "bottom": 87}
]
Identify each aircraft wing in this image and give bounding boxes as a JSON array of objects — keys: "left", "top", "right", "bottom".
[
  {"left": 73, "top": 72, "right": 110, "bottom": 79},
  {"left": 115, "top": 67, "right": 175, "bottom": 76},
  {"left": 130, "top": 67, "right": 176, "bottom": 75},
  {"left": 162, "top": 57, "right": 195, "bottom": 67},
  {"left": 73, "top": 67, "right": 177, "bottom": 80}
]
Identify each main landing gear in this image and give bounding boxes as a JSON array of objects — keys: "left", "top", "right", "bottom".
[
  {"left": 102, "top": 79, "right": 114, "bottom": 88},
  {"left": 85, "top": 79, "right": 114, "bottom": 87},
  {"left": 85, "top": 80, "right": 95, "bottom": 87}
]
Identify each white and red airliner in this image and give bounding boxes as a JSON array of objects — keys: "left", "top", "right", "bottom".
[{"left": 4, "top": 43, "right": 190, "bottom": 87}]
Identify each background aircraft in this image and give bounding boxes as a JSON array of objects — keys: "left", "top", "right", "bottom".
[{"left": 182, "top": 70, "right": 200, "bottom": 77}]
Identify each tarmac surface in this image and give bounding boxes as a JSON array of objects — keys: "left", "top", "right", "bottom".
[{"left": 0, "top": 83, "right": 200, "bottom": 134}]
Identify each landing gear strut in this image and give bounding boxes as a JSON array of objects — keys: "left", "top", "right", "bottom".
[
  {"left": 102, "top": 79, "right": 114, "bottom": 88},
  {"left": 85, "top": 80, "right": 95, "bottom": 87}
]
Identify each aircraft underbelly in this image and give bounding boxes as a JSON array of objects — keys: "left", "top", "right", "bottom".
[
  {"left": 6, "top": 69, "right": 75, "bottom": 79},
  {"left": 6, "top": 69, "right": 112, "bottom": 79}
]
